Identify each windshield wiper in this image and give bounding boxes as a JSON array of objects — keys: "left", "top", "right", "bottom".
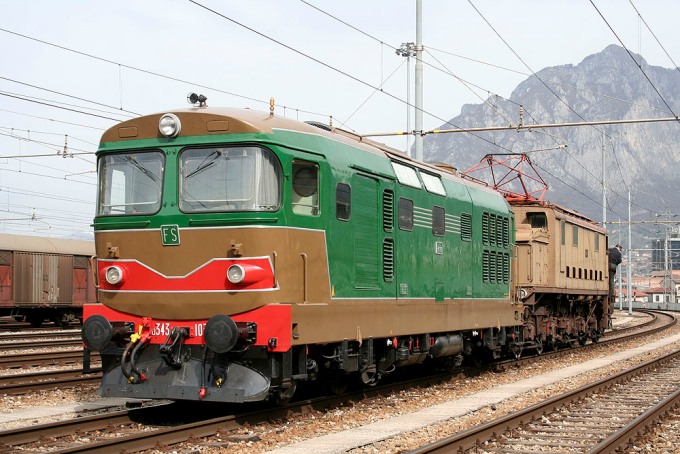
[
  {"left": 125, "top": 156, "right": 159, "bottom": 182},
  {"left": 186, "top": 150, "right": 222, "bottom": 179}
]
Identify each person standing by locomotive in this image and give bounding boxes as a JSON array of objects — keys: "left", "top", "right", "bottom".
[{"left": 608, "top": 244, "right": 623, "bottom": 299}]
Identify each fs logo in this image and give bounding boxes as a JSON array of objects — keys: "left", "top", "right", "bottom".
[{"left": 160, "top": 225, "right": 180, "bottom": 246}]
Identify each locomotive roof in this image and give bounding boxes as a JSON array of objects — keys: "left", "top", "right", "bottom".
[
  {"left": 100, "top": 107, "right": 408, "bottom": 156},
  {"left": 100, "top": 107, "right": 502, "bottom": 196},
  {"left": 0, "top": 233, "right": 94, "bottom": 256}
]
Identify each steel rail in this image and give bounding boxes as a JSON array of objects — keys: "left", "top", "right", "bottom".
[
  {"left": 0, "top": 368, "right": 101, "bottom": 395},
  {"left": 1, "top": 310, "right": 673, "bottom": 452},
  {"left": 410, "top": 348, "right": 680, "bottom": 453},
  {"left": 0, "top": 350, "right": 99, "bottom": 369}
]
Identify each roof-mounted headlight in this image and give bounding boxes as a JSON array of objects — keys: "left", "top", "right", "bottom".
[{"left": 159, "top": 113, "right": 181, "bottom": 138}]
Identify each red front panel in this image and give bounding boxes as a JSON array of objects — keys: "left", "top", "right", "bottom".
[
  {"left": 84, "top": 303, "right": 292, "bottom": 352},
  {"left": 97, "top": 257, "right": 276, "bottom": 292}
]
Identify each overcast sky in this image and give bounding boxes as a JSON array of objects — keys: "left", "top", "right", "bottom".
[{"left": 2, "top": 0, "right": 680, "bottom": 239}]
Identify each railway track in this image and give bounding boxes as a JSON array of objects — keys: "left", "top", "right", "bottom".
[
  {"left": 0, "top": 339, "right": 83, "bottom": 352},
  {"left": 412, "top": 348, "right": 680, "bottom": 453},
  {"left": 0, "top": 330, "right": 80, "bottom": 341},
  {"left": 0, "top": 368, "right": 101, "bottom": 395},
  {"left": 0, "top": 371, "right": 457, "bottom": 452},
  {"left": 0, "top": 350, "right": 95, "bottom": 369},
  {"left": 0, "top": 330, "right": 83, "bottom": 354},
  {"left": 0, "top": 311, "right": 673, "bottom": 453},
  {"left": 0, "top": 330, "right": 99, "bottom": 393}
]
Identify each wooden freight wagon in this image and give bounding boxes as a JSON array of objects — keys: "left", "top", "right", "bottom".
[{"left": 0, "top": 234, "right": 95, "bottom": 327}]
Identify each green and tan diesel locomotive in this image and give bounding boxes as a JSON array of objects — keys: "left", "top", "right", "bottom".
[{"left": 82, "top": 101, "right": 610, "bottom": 403}]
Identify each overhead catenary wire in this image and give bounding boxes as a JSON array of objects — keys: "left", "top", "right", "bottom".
[
  {"left": 0, "top": 108, "right": 106, "bottom": 130},
  {"left": 0, "top": 27, "right": 329, "bottom": 120},
  {"left": 2, "top": 5, "right": 676, "bottom": 239},
  {"left": 465, "top": 0, "right": 641, "bottom": 197},
  {"left": 534, "top": 162, "right": 655, "bottom": 237},
  {"left": 427, "top": 45, "right": 675, "bottom": 117},
  {"left": 467, "top": 0, "right": 600, "bottom": 130},
  {"left": 340, "top": 59, "right": 407, "bottom": 130},
  {"left": 628, "top": 0, "right": 680, "bottom": 78},
  {"left": 186, "top": 0, "right": 516, "bottom": 154},
  {"left": 299, "top": 0, "right": 520, "bottom": 129},
  {"left": 0, "top": 166, "right": 96, "bottom": 185},
  {"left": 297, "top": 0, "right": 672, "bottom": 221},
  {"left": 0, "top": 92, "right": 125, "bottom": 122},
  {"left": 0, "top": 126, "right": 98, "bottom": 146},
  {"left": 0, "top": 130, "right": 95, "bottom": 155},
  {"left": 590, "top": 0, "right": 679, "bottom": 120},
  {"left": 424, "top": 49, "right": 513, "bottom": 126},
  {"left": 0, "top": 76, "right": 141, "bottom": 117},
  {"left": 0, "top": 186, "right": 93, "bottom": 206}
]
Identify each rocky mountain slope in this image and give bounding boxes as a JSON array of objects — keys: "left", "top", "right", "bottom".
[{"left": 424, "top": 44, "right": 680, "bottom": 231}]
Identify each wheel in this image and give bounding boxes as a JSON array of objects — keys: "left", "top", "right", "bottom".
[
  {"left": 326, "top": 377, "right": 349, "bottom": 395},
  {"left": 591, "top": 330, "right": 601, "bottom": 344},
  {"left": 471, "top": 348, "right": 485, "bottom": 367},
  {"left": 578, "top": 334, "right": 588, "bottom": 346},
  {"left": 511, "top": 344, "right": 523, "bottom": 359},
  {"left": 272, "top": 380, "right": 297, "bottom": 405},
  {"left": 27, "top": 315, "right": 43, "bottom": 328},
  {"left": 360, "top": 365, "right": 380, "bottom": 387},
  {"left": 535, "top": 340, "right": 544, "bottom": 355}
]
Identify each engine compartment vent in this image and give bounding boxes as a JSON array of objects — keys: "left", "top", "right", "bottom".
[{"left": 304, "top": 121, "right": 332, "bottom": 131}]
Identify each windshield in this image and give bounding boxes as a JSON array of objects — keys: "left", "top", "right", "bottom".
[
  {"left": 179, "top": 146, "right": 281, "bottom": 212},
  {"left": 97, "top": 151, "right": 164, "bottom": 216}
]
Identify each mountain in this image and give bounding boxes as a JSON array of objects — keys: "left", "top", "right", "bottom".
[{"left": 423, "top": 45, "right": 680, "bottom": 237}]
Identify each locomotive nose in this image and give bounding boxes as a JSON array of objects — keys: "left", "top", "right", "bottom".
[
  {"left": 204, "top": 314, "right": 239, "bottom": 353},
  {"left": 82, "top": 314, "right": 113, "bottom": 351}
]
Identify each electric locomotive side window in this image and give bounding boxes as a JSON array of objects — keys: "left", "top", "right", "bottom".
[
  {"left": 528, "top": 212, "right": 547, "bottom": 229},
  {"left": 179, "top": 146, "right": 281, "bottom": 212},
  {"left": 97, "top": 151, "right": 164, "bottom": 216},
  {"left": 572, "top": 225, "right": 579, "bottom": 246}
]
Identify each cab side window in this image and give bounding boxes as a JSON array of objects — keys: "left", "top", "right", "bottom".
[
  {"left": 398, "top": 197, "right": 414, "bottom": 231},
  {"left": 336, "top": 183, "right": 351, "bottom": 221},
  {"left": 292, "top": 160, "right": 319, "bottom": 216},
  {"left": 432, "top": 206, "right": 445, "bottom": 237}
]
